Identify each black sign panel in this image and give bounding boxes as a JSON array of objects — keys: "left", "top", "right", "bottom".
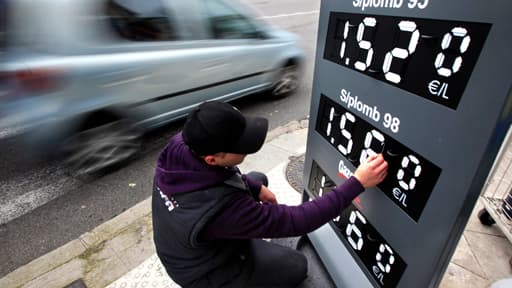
[
  {"left": 316, "top": 95, "right": 441, "bottom": 221},
  {"left": 324, "top": 12, "right": 491, "bottom": 109},
  {"left": 308, "top": 161, "right": 407, "bottom": 287}
]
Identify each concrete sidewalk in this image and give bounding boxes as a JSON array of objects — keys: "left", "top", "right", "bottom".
[{"left": 1, "top": 120, "right": 511, "bottom": 288}]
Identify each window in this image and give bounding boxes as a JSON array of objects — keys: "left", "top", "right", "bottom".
[
  {"left": 106, "top": 0, "right": 177, "bottom": 41},
  {"left": 202, "top": 0, "right": 261, "bottom": 39},
  {"left": 0, "top": 0, "right": 7, "bottom": 49}
]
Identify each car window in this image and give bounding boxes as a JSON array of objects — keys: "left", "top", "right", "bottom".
[
  {"left": 201, "top": 0, "right": 261, "bottom": 40},
  {"left": 105, "top": 0, "right": 178, "bottom": 41},
  {"left": 0, "top": 0, "right": 7, "bottom": 51}
]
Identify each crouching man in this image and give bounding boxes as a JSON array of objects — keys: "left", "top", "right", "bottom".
[{"left": 152, "top": 101, "right": 388, "bottom": 288}]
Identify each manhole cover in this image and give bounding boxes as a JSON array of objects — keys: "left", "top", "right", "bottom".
[{"left": 285, "top": 154, "right": 305, "bottom": 193}]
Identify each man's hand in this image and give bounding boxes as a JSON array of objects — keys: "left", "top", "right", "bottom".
[
  {"left": 259, "top": 185, "right": 277, "bottom": 204},
  {"left": 353, "top": 154, "right": 388, "bottom": 188}
]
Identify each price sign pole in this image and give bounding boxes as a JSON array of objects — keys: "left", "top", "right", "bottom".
[{"left": 303, "top": 1, "right": 512, "bottom": 287}]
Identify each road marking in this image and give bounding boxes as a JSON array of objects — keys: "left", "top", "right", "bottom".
[
  {"left": 0, "top": 169, "right": 80, "bottom": 225},
  {"left": 259, "top": 10, "right": 319, "bottom": 19},
  {"left": 0, "top": 125, "right": 32, "bottom": 139}
]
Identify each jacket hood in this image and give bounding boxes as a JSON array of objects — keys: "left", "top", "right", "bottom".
[{"left": 155, "top": 132, "right": 235, "bottom": 196}]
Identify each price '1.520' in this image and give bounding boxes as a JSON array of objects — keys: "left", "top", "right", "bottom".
[{"left": 324, "top": 12, "right": 491, "bottom": 109}]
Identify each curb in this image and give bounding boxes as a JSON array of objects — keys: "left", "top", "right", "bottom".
[{"left": 0, "top": 198, "right": 152, "bottom": 288}]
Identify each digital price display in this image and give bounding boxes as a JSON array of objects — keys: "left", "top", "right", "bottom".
[
  {"left": 323, "top": 12, "right": 491, "bottom": 109},
  {"left": 316, "top": 95, "right": 441, "bottom": 221},
  {"left": 303, "top": 1, "right": 512, "bottom": 287},
  {"left": 308, "top": 161, "right": 407, "bottom": 287}
]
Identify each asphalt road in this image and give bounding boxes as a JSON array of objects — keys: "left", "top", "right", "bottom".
[{"left": 0, "top": 0, "right": 321, "bottom": 277}]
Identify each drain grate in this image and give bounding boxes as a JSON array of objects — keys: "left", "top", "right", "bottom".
[{"left": 285, "top": 154, "right": 305, "bottom": 193}]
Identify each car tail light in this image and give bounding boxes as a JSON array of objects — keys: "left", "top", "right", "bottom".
[
  {"left": 13, "top": 68, "right": 63, "bottom": 93},
  {"left": 0, "top": 71, "right": 13, "bottom": 98}
]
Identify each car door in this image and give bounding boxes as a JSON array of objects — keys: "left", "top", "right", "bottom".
[{"left": 196, "top": 0, "right": 286, "bottom": 98}]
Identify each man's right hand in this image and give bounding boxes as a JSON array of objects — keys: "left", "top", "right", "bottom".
[
  {"left": 259, "top": 185, "right": 278, "bottom": 204},
  {"left": 353, "top": 154, "right": 388, "bottom": 188}
]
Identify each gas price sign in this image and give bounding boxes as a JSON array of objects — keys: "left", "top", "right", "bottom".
[{"left": 303, "top": 1, "right": 511, "bottom": 288}]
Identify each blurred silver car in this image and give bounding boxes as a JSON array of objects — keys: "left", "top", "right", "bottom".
[{"left": 0, "top": 0, "right": 304, "bottom": 173}]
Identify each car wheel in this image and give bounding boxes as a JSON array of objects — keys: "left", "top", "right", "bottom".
[
  {"left": 269, "top": 64, "right": 299, "bottom": 99},
  {"left": 62, "top": 120, "right": 142, "bottom": 175}
]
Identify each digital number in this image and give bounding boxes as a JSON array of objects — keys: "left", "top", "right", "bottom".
[
  {"left": 326, "top": 107, "right": 335, "bottom": 144},
  {"left": 346, "top": 210, "right": 366, "bottom": 250},
  {"left": 360, "top": 129, "right": 385, "bottom": 163},
  {"left": 338, "top": 112, "right": 356, "bottom": 155},
  {"left": 355, "top": 17, "right": 377, "bottom": 71},
  {"left": 376, "top": 244, "right": 396, "bottom": 274},
  {"left": 397, "top": 155, "right": 422, "bottom": 190},
  {"left": 319, "top": 176, "right": 326, "bottom": 196},
  {"left": 339, "top": 20, "right": 352, "bottom": 64},
  {"left": 435, "top": 27, "right": 471, "bottom": 77},
  {"left": 383, "top": 21, "right": 419, "bottom": 84}
]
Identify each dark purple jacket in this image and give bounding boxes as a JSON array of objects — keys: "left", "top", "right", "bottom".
[{"left": 155, "top": 132, "right": 365, "bottom": 240}]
